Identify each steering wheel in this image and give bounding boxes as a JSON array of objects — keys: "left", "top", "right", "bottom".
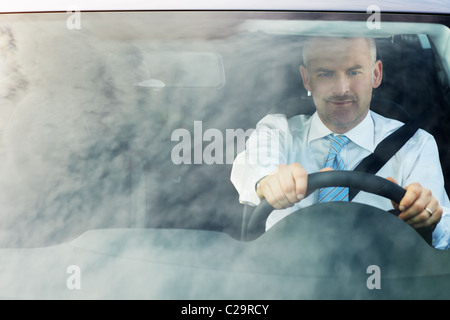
[{"left": 244, "top": 171, "right": 408, "bottom": 241}]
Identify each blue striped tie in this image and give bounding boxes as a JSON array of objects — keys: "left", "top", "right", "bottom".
[{"left": 318, "top": 134, "right": 350, "bottom": 202}]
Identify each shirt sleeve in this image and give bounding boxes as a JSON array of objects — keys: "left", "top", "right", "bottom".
[
  {"left": 433, "top": 215, "right": 450, "bottom": 250},
  {"left": 230, "top": 114, "right": 290, "bottom": 206},
  {"left": 398, "top": 130, "right": 450, "bottom": 249}
]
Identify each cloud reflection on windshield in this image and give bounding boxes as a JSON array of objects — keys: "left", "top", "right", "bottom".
[{"left": 0, "top": 11, "right": 448, "bottom": 300}]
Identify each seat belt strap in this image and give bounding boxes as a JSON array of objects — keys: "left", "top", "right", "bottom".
[{"left": 349, "top": 120, "right": 420, "bottom": 201}]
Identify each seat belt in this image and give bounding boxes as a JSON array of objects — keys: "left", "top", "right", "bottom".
[
  {"left": 348, "top": 117, "right": 435, "bottom": 246},
  {"left": 349, "top": 119, "right": 420, "bottom": 201}
]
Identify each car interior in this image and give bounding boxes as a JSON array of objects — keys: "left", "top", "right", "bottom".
[
  {"left": 156, "top": 28, "right": 450, "bottom": 239},
  {"left": 1, "top": 13, "right": 449, "bottom": 247},
  {"left": 1, "top": 10, "right": 450, "bottom": 300}
]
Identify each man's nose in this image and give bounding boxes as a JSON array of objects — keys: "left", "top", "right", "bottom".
[{"left": 332, "top": 74, "right": 350, "bottom": 96}]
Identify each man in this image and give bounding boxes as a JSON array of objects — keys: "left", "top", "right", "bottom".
[{"left": 230, "top": 37, "right": 450, "bottom": 249}]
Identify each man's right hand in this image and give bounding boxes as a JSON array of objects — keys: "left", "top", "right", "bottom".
[{"left": 256, "top": 163, "right": 308, "bottom": 210}]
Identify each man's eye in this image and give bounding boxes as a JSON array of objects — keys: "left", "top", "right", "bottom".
[
  {"left": 348, "top": 71, "right": 361, "bottom": 76},
  {"left": 318, "top": 72, "right": 332, "bottom": 78}
]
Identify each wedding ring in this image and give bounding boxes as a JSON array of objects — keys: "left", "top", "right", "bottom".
[{"left": 425, "top": 207, "right": 433, "bottom": 217}]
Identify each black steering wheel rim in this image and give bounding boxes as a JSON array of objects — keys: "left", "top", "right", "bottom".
[{"left": 244, "top": 171, "right": 407, "bottom": 241}]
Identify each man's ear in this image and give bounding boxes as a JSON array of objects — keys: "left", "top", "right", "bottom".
[
  {"left": 299, "top": 65, "right": 312, "bottom": 92},
  {"left": 372, "top": 60, "right": 383, "bottom": 89}
]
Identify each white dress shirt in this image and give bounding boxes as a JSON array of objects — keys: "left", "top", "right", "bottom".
[{"left": 230, "top": 110, "right": 450, "bottom": 249}]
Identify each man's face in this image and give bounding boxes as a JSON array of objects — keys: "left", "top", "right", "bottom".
[{"left": 299, "top": 37, "right": 382, "bottom": 133}]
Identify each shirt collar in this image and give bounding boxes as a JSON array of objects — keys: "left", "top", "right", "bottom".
[{"left": 308, "top": 111, "right": 375, "bottom": 153}]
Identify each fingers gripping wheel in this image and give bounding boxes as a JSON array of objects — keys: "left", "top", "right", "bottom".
[{"left": 244, "top": 171, "right": 407, "bottom": 241}]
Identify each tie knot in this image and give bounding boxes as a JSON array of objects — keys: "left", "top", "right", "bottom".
[{"left": 327, "top": 134, "right": 349, "bottom": 154}]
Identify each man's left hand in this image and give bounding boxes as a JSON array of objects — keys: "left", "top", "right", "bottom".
[{"left": 387, "top": 177, "right": 442, "bottom": 229}]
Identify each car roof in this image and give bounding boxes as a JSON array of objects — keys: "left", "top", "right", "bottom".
[{"left": 0, "top": 0, "right": 449, "bottom": 14}]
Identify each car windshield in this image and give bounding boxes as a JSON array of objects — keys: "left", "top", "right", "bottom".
[
  {"left": 0, "top": 11, "right": 449, "bottom": 248},
  {"left": 2, "top": 9, "right": 450, "bottom": 301}
]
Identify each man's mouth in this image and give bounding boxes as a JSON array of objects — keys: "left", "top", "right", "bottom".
[
  {"left": 327, "top": 97, "right": 356, "bottom": 106},
  {"left": 329, "top": 100, "right": 354, "bottom": 106}
]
